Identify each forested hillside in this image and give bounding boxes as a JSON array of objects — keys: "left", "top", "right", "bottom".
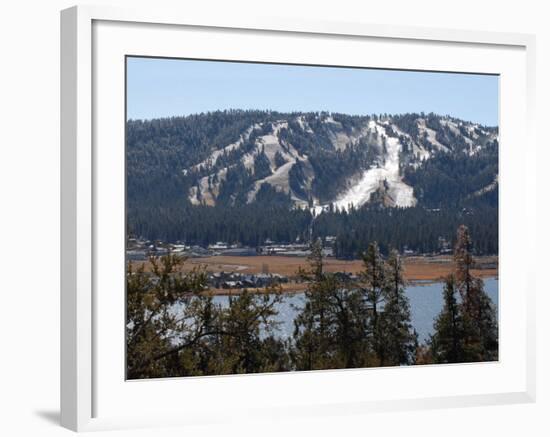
[{"left": 127, "top": 110, "right": 499, "bottom": 256}]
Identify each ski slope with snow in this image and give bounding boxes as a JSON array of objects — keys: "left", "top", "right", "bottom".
[
  {"left": 185, "top": 113, "right": 496, "bottom": 212},
  {"left": 331, "top": 120, "right": 416, "bottom": 210}
]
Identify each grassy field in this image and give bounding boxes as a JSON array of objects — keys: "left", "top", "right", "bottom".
[{"left": 131, "top": 254, "right": 498, "bottom": 286}]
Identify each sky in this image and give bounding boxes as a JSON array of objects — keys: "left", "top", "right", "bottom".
[{"left": 126, "top": 57, "right": 499, "bottom": 126}]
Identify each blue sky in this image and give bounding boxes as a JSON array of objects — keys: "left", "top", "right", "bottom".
[{"left": 126, "top": 57, "right": 499, "bottom": 126}]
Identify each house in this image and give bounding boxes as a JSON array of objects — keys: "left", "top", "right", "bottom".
[
  {"left": 208, "top": 241, "right": 229, "bottom": 250},
  {"left": 221, "top": 280, "right": 242, "bottom": 289}
]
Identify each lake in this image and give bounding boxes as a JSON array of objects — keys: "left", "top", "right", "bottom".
[{"left": 212, "top": 277, "right": 498, "bottom": 343}]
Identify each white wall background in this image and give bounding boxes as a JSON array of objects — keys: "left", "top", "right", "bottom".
[{"left": 0, "top": 1, "right": 547, "bottom": 435}]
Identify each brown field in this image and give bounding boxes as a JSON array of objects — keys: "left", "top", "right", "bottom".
[{"left": 131, "top": 254, "right": 498, "bottom": 290}]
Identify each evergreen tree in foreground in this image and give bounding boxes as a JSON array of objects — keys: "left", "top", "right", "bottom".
[
  {"left": 454, "top": 225, "right": 498, "bottom": 361},
  {"left": 293, "top": 240, "right": 417, "bottom": 370},
  {"left": 292, "top": 239, "right": 369, "bottom": 370},
  {"left": 381, "top": 250, "right": 418, "bottom": 366},
  {"left": 126, "top": 255, "right": 289, "bottom": 378},
  {"left": 430, "top": 275, "right": 466, "bottom": 363},
  {"left": 429, "top": 225, "right": 498, "bottom": 363},
  {"left": 358, "top": 242, "right": 387, "bottom": 365},
  {"left": 357, "top": 244, "right": 417, "bottom": 366}
]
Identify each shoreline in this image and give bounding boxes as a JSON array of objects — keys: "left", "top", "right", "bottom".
[
  {"left": 201, "top": 275, "right": 499, "bottom": 296},
  {"left": 130, "top": 254, "right": 498, "bottom": 296}
]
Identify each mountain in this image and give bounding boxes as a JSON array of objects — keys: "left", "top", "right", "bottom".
[
  {"left": 127, "top": 110, "right": 499, "bottom": 256},
  {"left": 177, "top": 112, "right": 496, "bottom": 211}
]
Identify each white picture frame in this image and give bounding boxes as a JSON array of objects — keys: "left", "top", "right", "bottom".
[{"left": 60, "top": 4, "right": 537, "bottom": 432}]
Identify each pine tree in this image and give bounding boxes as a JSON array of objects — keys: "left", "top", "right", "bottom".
[
  {"left": 429, "top": 226, "right": 498, "bottom": 364},
  {"left": 453, "top": 225, "right": 498, "bottom": 361},
  {"left": 307, "top": 238, "right": 324, "bottom": 281},
  {"left": 381, "top": 250, "right": 417, "bottom": 365},
  {"left": 292, "top": 238, "right": 333, "bottom": 369},
  {"left": 429, "top": 275, "right": 465, "bottom": 363},
  {"left": 358, "top": 242, "right": 387, "bottom": 365},
  {"left": 126, "top": 255, "right": 291, "bottom": 378},
  {"left": 126, "top": 255, "right": 211, "bottom": 379},
  {"left": 454, "top": 225, "right": 479, "bottom": 315},
  {"left": 216, "top": 290, "right": 285, "bottom": 374},
  {"left": 293, "top": 239, "right": 368, "bottom": 370}
]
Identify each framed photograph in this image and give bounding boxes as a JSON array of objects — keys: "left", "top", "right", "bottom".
[{"left": 61, "top": 5, "right": 536, "bottom": 432}]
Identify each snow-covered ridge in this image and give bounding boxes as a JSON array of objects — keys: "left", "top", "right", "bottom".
[
  {"left": 189, "top": 124, "right": 260, "bottom": 173},
  {"left": 185, "top": 113, "right": 498, "bottom": 211},
  {"left": 324, "top": 120, "right": 416, "bottom": 212},
  {"left": 189, "top": 120, "right": 303, "bottom": 206},
  {"left": 471, "top": 175, "right": 498, "bottom": 198}
]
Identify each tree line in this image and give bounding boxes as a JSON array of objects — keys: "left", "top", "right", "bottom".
[
  {"left": 127, "top": 225, "right": 498, "bottom": 378},
  {"left": 129, "top": 197, "right": 498, "bottom": 257}
]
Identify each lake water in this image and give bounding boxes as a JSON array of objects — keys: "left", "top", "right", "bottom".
[{"left": 213, "top": 278, "right": 498, "bottom": 344}]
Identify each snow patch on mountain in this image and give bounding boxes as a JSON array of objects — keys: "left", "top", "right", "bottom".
[
  {"left": 190, "top": 124, "right": 259, "bottom": 172},
  {"left": 246, "top": 121, "right": 308, "bottom": 202},
  {"left": 257, "top": 121, "right": 291, "bottom": 164},
  {"left": 390, "top": 123, "right": 431, "bottom": 162},
  {"left": 189, "top": 167, "right": 229, "bottom": 206},
  {"left": 329, "top": 120, "right": 416, "bottom": 211},
  {"left": 471, "top": 175, "right": 498, "bottom": 197},
  {"left": 296, "top": 116, "right": 314, "bottom": 134},
  {"left": 247, "top": 160, "right": 297, "bottom": 203},
  {"left": 417, "top": 118, "right": 449, "bottom": 152},
  {"left": 323, "top": 115, "right": 342, "bottom": 127},
  {"left": 329, "top": 131, "right": 353, "bottom": 151}
]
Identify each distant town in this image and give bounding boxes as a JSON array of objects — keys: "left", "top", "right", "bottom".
[
  {"left": 126, "top": 236, "right": 497, "bottom": 292},
  {"left": 127, "top": 237, "right": 332, "bottom": 290},
  {"left": 126, "top": 235, "right": 460, "bottom": 260}
]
